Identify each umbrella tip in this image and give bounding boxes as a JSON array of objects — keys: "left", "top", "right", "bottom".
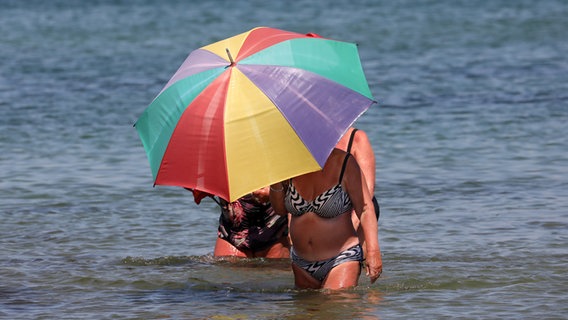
[{"left": 225, "top": 48, "right": 235, "bottom": 67}]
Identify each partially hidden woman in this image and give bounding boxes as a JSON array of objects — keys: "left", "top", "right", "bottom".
[
  {"left": 269, "top": 148, "right": 382, "bottom": 290},
  {"left": 214, "top": 186, "right": 290, "bottom": 258}
]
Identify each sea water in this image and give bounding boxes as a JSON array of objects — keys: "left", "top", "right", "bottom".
[{"left": 1, "top": 0, "right": 567, "bottom": 319}]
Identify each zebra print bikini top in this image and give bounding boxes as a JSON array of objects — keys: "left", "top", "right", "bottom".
[{"left": 285, "top": 154, "right": 353, "bottom": 218}]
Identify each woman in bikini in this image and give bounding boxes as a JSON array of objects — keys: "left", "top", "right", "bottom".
[
  {"left": 269, "top": 148, "right": 382, "bottom": 290},
  {"left": 212, "top": 128, "right": 377, "bottom": 261}
]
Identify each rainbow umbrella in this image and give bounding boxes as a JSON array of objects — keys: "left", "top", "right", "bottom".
[{"left": 135, "top": 27, "right": 375, "bottom": 202}]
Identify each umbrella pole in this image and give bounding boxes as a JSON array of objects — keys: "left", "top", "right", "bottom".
[
  {"left": 225, "top": 48, "right": 235, "bottom": 67},
  {"left": 210, "top": 196, "right": 222, "bottom": 207}
]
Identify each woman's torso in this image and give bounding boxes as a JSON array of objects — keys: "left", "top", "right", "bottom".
[
  {"left": 219, "top": 194, "right": 287, "bottom": 250},
  {"left": 284, "top": 149, "right": 359, "bottom": 261}
]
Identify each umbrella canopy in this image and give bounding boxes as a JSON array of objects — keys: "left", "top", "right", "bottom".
[{"left": 135, "top": 26, "right": 375, "bottom": 202}]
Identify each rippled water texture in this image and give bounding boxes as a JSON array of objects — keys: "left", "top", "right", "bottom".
[{"left": 1, "top": 0, "right": 567, "bottom": 319}]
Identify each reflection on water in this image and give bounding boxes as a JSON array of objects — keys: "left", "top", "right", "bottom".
[
  {"left": 119, "top": 255, "right": 386, "bottom": 319},
  {"left": 287, "top": 289, "right": 384, "bottom": 320}
]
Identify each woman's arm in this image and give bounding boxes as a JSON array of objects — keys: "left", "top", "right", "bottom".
[
  {"left": 352, "top": 130, "right": 376, "bottom": 195},
  {"left": 269, "top": 182, "right": 288, "bottom": 216},
  {"left": 344, "top": 157, "right": 382, "bottom": 283}
]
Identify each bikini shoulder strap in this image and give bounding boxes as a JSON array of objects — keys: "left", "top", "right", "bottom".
[
  {"left": 346, "top": 128, "right": 359, "bottom": 154},
  {"left": 338, "top": 153, "right": 351, "bottom": 184}
]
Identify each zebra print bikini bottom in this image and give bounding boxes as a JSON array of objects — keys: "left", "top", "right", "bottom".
[{"left": 290, "top": 243, "right": 363, "bottom": 282}]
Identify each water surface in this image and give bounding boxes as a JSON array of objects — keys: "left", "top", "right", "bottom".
[{"left": 1, "top": 0, "right": 567, "bottom": 319}]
